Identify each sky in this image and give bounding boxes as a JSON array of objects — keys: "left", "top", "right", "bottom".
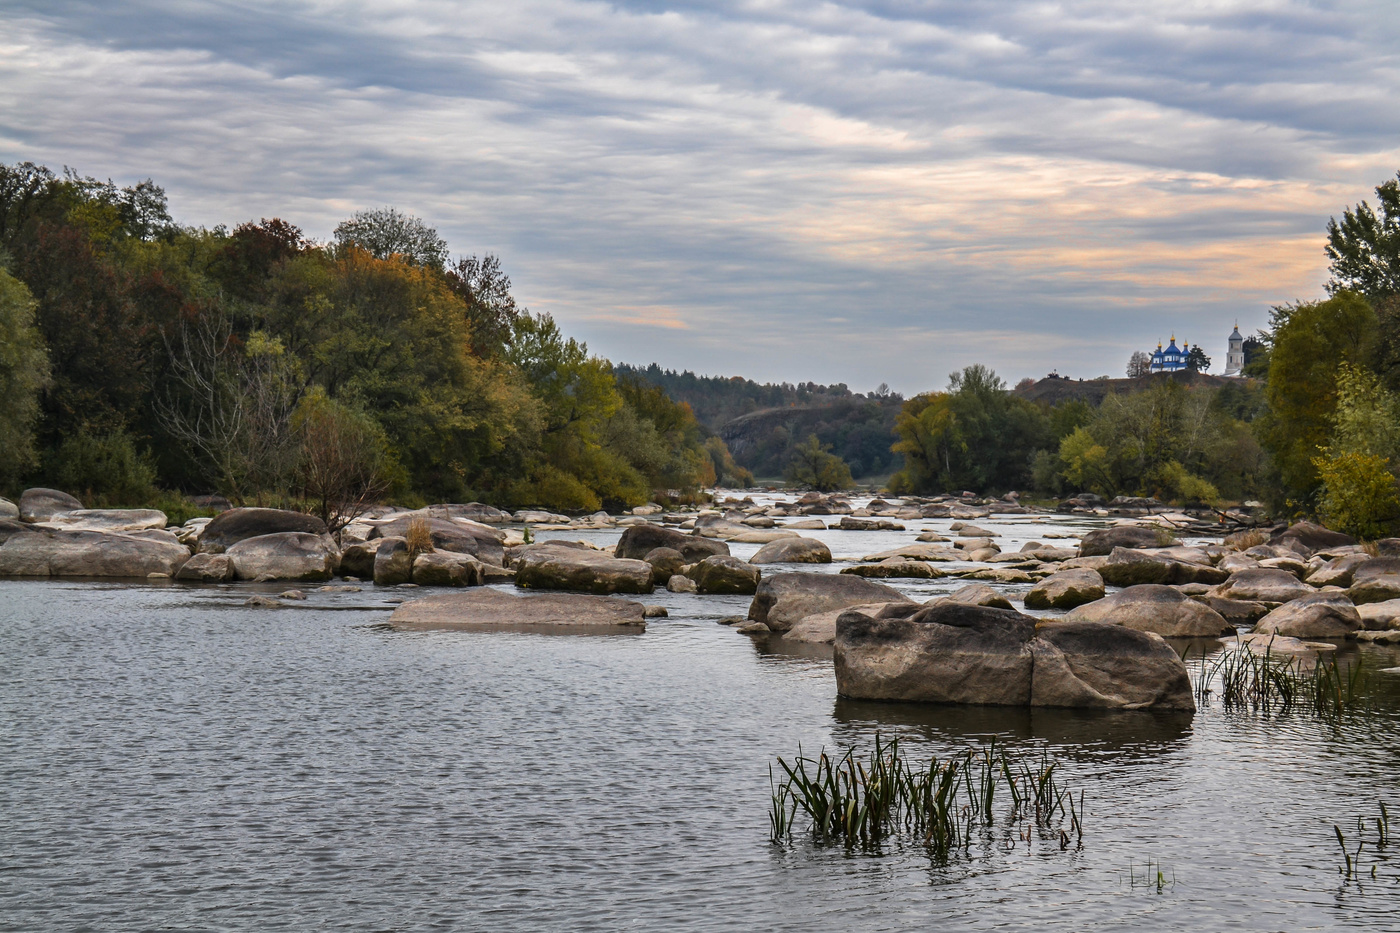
[{"left": 2, "top": 1, "right": 1398, "bottom": 394}]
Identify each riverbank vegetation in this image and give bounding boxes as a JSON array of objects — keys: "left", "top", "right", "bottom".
[{"left": 0, "top": 162, "right": 733, "bottom": 511}]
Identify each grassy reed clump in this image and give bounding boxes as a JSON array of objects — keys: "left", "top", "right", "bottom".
[
  {"left": 405, "top": 516, "right": 435, "bottom": 559},
  {"left": 769, "top": 735, "right": 1084, "bottom": 858},
  {"left": 1334, "top": 800, "right": 1394, "bottom": 881},
  {"left": 1191, "top": 641, "right": 1370, "bottom": 717}
]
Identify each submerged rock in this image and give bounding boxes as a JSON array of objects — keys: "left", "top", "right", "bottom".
[{"left": 389, "top": 588, "right": 646, "bottom": 633}]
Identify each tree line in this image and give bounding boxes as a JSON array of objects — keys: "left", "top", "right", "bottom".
[
  {"left": 885, "top": 170, "right": 1400, "bottom": 537},
  {"left": 0, "top": 162, "right": 737, "bottom": 517}
]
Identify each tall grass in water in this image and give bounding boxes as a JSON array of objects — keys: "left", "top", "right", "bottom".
[
  {"left": 769, "top": 735, "right": 1084, "bottom": 857},
  {"left": 1191, "top": 640, "right": 1370, "bottom": 717},
  {"left": 1334, "top": 800, "right": 1393, "bottom": 881}
]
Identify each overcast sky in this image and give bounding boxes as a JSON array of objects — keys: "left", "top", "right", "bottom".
[{"left": 3, "top": 1, "right": 1397, "bottom": 393}]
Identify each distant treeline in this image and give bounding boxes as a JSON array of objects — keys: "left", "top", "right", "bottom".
[
  {"left": 614, "top": 363, "right": 905, "bottom": 479},
  {"left": 0, "top": 161, "right": 747, "bottom": 513}
]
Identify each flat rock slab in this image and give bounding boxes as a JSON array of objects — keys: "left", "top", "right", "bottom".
[{"left": 390, "top": 589, "right": 646, "bottom": 634}]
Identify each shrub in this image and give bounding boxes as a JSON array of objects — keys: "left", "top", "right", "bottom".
[
  {"left": 49, "top": 429, "right": 156, "bottom": 504},
  {"left": 1312, "top": 451, "right": 1400, "bottom": 539}
]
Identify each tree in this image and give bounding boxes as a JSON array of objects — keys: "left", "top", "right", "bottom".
[
  {"left": 446, "top": 254, "right": 521, "bottom": 357},
  {"left": 0, "top": 268, "right": 50, "bottom": 487},
  {"left": 333, "top": 207, "right": 449, "bottom": 269},
  {"left": 294, "top": 390, "right": 392, "bottom": 536},
  {"left": 1326, "top": 171, "right": 1400, "bottom": 300},
  {"left": 1127, "top": 351, "right": 1152, "bottom": 378},
  {"left": 784, "top": 434, "right": 853, "bottom": 491},
  {"left": 1186, "top": 346, "right": 1211, "bottom": 372}
]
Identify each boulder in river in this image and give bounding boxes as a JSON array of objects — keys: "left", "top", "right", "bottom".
[
  {"left": 1065, "top": 584, "right": 1233, "bottom": 637},
  {"left": 691, "top": 555, "right": 762, "bottom": 595},
  {"left": 614, "top": 524, "right": 729, "bottom": 562},
  {"left": 40, "top": 509, "right": 168, "bottom": 533},
  {"left": 374, "top": 538, "right": 414, "bottom": 585},
  {"left": 514, "top": 543, "right": 654, "bottom": 595},
  {"left": 1023, "top": 568, "right": 1104, "bottom": 610},
  {"left": 1357, "top": 599, "right": 1400, "bottom": 631},
  {"left": 1270, "top": 521, "right": 1355, "bottom": 555},
  {"left": 1253, "top": 593, "right": 1361, "bottom": 638},
  {"left": 642, "top": 547, "right": 686, "bottom": 584},
  {"left": 369, "top": 514, "right": 505, "bottom": 566},
  {"left": 1077, "top": 525, "right": 1173, "bottom": 557},
  {"left": 749, "top": 537, "right": 832, "bottom": 564},
  {"left": 1195, "top": 595, "right": 1270, "bottom": 627},
  {"left": 227, "top": 532, "right": 338, "bottom": 582},
  {"left": 389, "top": 588, "right": 646, "bottom": 634},
  {"left": 834, "top": 601, "right": 1194, "bottom": 710},
  {"left": 933, "top": 583, "right": 1014, "bottom": 610},
  {"left": 1214, "top": 568, "right": 1314, "bottom": 603},
  {"left": 18, "top": 488, "right": 84, "bottom": 523},
  {"left": 412, "top": 551, "right": 484, "bottom": 587},
  {"left": 199, "top": 508, "right": 329, "bottom": 554},
  {"left": 841, "top": 559, "right": 944, "bottom": 580},
  {"left": 1098, "top": 547, "right": 1228, "bottom": 587},
  {"left": 174, "top": 552, "right": 234, "bottom": 582},
  {"left": 0, "top": 523, "right": 190, "bottom": 578},
  {"left": 1347, "top": 573, "right": 1400, "bottom": 605},
  {"left": 339, "top": 541, "right": 382, "bottom": 579},
  {"left": 748, "top": 571, "right": 912, "bottom": 633},
  {"left": 780, "top": 601, "right": 904, "bottom": 645}
]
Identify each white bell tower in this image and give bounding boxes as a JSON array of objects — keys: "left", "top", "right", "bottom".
[{"left": 1224, "top": 323, "right": 1245, "bottom": 376}]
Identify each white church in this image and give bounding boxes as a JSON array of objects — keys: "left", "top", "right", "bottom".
[{"left": 1148, "top": 325, "right": 1246, "bottom": 376}]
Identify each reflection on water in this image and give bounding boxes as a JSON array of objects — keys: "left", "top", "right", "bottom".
[{"left": 4, "top": 546, "right": 1400, "bottom": 931}]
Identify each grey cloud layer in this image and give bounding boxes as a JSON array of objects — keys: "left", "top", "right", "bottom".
[{"left": 1, "top": 0, "right": 1395, "bottom": 390}]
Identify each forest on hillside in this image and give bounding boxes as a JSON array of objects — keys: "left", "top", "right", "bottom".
[{"left": 0, "top": 161, "right": 750, "bottom": 515}]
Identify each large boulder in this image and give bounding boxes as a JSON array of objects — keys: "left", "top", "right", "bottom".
[
  {"left": 1066, "top": 584, "right": 1233, "bottom": 637},
  {"left": 1253, "top": 592, "right": 1361, "bottom": 638},
  {"left": 174, "top": 552, "right": 234, "bottom": 582},
  {"left": 18, "top": 488, "right": 84, "bottom": 523},
  {"left": 1271, "top": 521, "right": 1355, "bottom": 554},
  {"left": 614, "top": 524, "right": 729, "bottom": 562},
  {"left": 0, "top": 525, "right": 190, "bottom": 578},
  {"left": 1196, "top": 595, "right": 1270, "bottom": 627},
  {"left": 691, "top": 555, "right": 762, "bottom": 595},
  {"left": 1357, "top": 599, "right": 1400, "bottom": 631},
  {"left": 1078, "top": 525, "right": 1172, "bottom": 557},
  {"left": 41, "top": 509, "right": 168, "bottom": 532},
  {"left": 1031, "top": 621, "right": 1196, "bottom": 710},
  {"left": 748, "top": 572, "right": 913, "bottom": 633},
  {"left": 1350, "top": 558, "right": 1400, "bottom": 581},
  {"left": 412, "top": 551, "right": 484, "bottom": 587},
  {"left": 1098, "top": 547, "right": 1228, "bottom": 587},
  {"left": 199, "top": 508, "right": 328, "bottom": 554},
  {"left": 1348, "top": 573, "right": 1400, "bottom": 605},
  {"left": 374, "top": 538, "right": 414, "bottom": 586},
  {"left": 835, "top": 602, "right": 1037, "bottom": 705},
  {"left": 834, "top": 601, "right": 1194, "bottom": 710},
  {"left": 514, "top": 544, "right": 654, "bottom": 595},
  {"left": 369, "top": 515, "right": 504, "bottom": 566},
  {"left": 781, "top": 601, "right": 903, "bottom": 645},
  {"left": 642, "top": 547, "right": 686, "bottom": 585},
  {"left": 339, "top": 541, "right": 383, "bottom": 579},
  {"left": 749, "top": 536, "right": 832, "bottom": 564},
  {"left": 429, "top": 502, "right": 509, "bottom": 524},
  {"left": 226, "top": 532, "right": 338, "bottom": 582},
  {"left": 0, "top": 498, "right": 17, "bottom": 520},
  {"left": 389, "top": 588, "right": 646, "bottom": 634},
  {"left": 1305, "top": 555, "right": 1372, "bottom": 588},
  {"left": 1024, "top": 569, "right": 1104, "bottom": 610},
  {"left": 1214, "top": 568, "right": 1314, "bottom": 603}
]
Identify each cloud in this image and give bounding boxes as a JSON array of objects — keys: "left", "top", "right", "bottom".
[{"left": 1, "top": 0, "right": 1397, "bottom": 392}]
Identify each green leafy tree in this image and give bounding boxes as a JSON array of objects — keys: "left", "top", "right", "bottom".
[
  {"left": 0, "top": 267, "right": 50, "bottom": 488},
  {"left": 784, "top": 434, "right": 854, "bottom": 491},
  {"left": 1186, "top": 346, "right": 1211, "bottom": 372},
  {"left": 1312, "top": 451, "right": 1400, "bottom": 539},
  {"left": 1326, "top": 171, "right": 1400, "bottom": 300}
]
